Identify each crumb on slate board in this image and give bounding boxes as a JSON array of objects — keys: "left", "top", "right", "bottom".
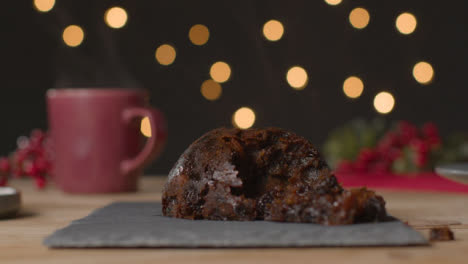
[{"left": 429, "top": 226, "right": 455, "bottom": 241}]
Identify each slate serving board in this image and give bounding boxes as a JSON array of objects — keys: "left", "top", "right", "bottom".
[{"left": 43, "top": 202, "right": 428, "bottom": 248}]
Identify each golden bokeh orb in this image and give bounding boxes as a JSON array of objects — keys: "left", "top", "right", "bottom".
[
  {"left": 210, "top": 61, "right": 231, "bottom": 83},
  {"left": 189, "top": 24, "right": 210, "bottom": 46},
  {"left": 343, "top": 76, "right": 364, "bottom": 99},
  {"left": 373, "top": 92, "right": 395, "bottom": 114},
  {"left": 140, "top": 117, "right": 151, "bottom": 137},
  {"left": 349, "top": 7, "right": 370, "bottom": 29},
  {"left": 34, "top": 0, "right": 55, "bottom": 12},
  {"left": 286, "top": 66, "right": 308, "bottom": 90},
  {"left": 155, "top": 44, "right": 176, "bottom": 66},
  {"left": 413, "top": 61, "right": 434, "bottom": 84},
  {"left": 233, "top": 107, "right": 256, "bottom": 129},
  {"left": 324, "top": 0, "right": 342, "bottom": 6},
  {"left": 201, "top": 80, "right": 222, "bottom": 101},
  {"left": 395, "top": 12, "right": 417, "bottom": 35},
  {"left": 263, "top": 20, "right": 284, "bottom": 41},
  {"left": 62, "top": 25, "right": 84, "bottom": 47},
  {"left": 104, "top": 7, "right": 128, "bottom": 29}
]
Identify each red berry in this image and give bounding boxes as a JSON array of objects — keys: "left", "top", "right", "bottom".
[
  {"left": 409, "top": 140, "right": 429, "bottom": 168},
  {"left": 398, "top": 121, "right": 418, "bottom": 145},
  {"left": 23, "top": 162, "right": 39, "bottom": 177},
  {"left": 13, "top": 169, "right": 23, "bottom": 178},
  {"left": 0, "top": 157, "right": 10, "bottom": 173},
  {"left": 30, "top": 129, "right": 45, "bottom": 141},
  {"left": 386, "top": 131, "right": 400, "bottom": 146},
  {"left": 34, "top": 157, "right": 50, "bottom": 173},
  {"left": 421, "top": 123, "right": 441, "bottom": 147},
  {"left": 0, "top": 176, "right": 7, "bottom": 186},
  {"left": 354, "top": 161, "right": 369, "bottom": 173},
  {"left": 34, "top": 176, "right": 46, "bottom": 189},
  {"left": 336, "top": 161, "right": 356, "bottom": 173},
  {"left": 370, "top": 161, "right": 391, "bottom": 173},
  {"left": 415, "top": 153, "right": 428, "bottom": 168},
  {"left": 410, "top": 139, "right": 429, "bottom": 155},
  {"left": 382, "top": 148, "right": 401, "bottom": 163},
  {"left": 358, "top": 148, "right": 378, "bottom": 163},
  {"left": 14, "top": 150, "right": 27, "bottom": 163},
  {"left": 422, "top": 122, "right": 438, "bottom": 137}
]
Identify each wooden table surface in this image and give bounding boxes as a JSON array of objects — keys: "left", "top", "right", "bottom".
[{"left": 1, "top": 176, "right": 468, "bottom": 264}]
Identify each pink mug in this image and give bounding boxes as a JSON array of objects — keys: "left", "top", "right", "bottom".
[{"left": 46, "top": 88, "right": 166, "bottom": 193}]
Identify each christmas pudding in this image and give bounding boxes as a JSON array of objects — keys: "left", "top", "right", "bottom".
[{"left": 162, "top": 127, "right": 387, "bottom": 225}]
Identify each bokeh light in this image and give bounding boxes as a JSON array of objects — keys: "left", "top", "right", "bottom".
[
  {"left": 62, "top": 25, "right": 84, "bottom": 47},
  {"left": 201, "top": 80, "right": 222, "bottom": 101},
  {"left": 396, "top": 12, "right": 417, "bottom": 35},
  {"left": 413, "top": 61, "right": 434, "bottom": 84},
  {"left": 155, "top": 44, "right": 176, "bottom": 66},
  {"left": 34, "top": 0, "right": 55, "bottom": 12},
  {"left": 286, "top": 66, "right": 308, "bottom": 90},
  {"left": 324, "top": 0, "right": 342, "bottom": 6},
  {"left": 141, "top": 117, "right": 151, "bottom": 137},
  {"left": 349, "top": 7, "right": 370, "bottom": 29},
  {"left": 104, "top": 6, "right": 128, "bottom": 29},
  {"left": 189, "top": 24, "right": 210, "bottom": 46},
  {"left": 210, "top": 61, "right": 231, "bottom": 83},
  {"left": 373, "top": 92, "right": 395, "bottom": 114},
  {"left": 343, "top": 76, "right": 364, "bottom": 98},
  {"left": 233, "top": 107, "right": 256, "bottom": 129},
  {"left": 263, "top": 20, "right": 284, "bottom": 41}
]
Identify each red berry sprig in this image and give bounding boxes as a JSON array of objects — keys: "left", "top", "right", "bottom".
[
  {"left": 0, "top": 129, "right": 53, "bottom": 189},
  {"left": 336, "top": 121, "right": 441, "bottom": 174}
]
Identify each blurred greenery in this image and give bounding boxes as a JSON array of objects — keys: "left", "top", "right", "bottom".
[
  {"left": 392, "top": 147, "right": 418, "bottom": 173},
  {"left": 437, "top": 132, "right": 468, "bottom": 164},
  {"left": 323, "top": 118, "right": 386, "bottom": 168},
  {"left": 323, "top": 119, "right": 468, "bottom": 170}
]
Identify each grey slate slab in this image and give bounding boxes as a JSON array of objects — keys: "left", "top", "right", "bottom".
[{"left": 43, "top": 202, "right": 428, "bottom": 248}]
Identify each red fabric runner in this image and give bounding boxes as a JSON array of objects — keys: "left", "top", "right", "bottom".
[{"left": 335, "top": 172, "right": 468, "bottom": 194}]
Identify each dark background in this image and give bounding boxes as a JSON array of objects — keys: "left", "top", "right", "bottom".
[{"left": 2, "top": 0, "right": 467, "bottom": 174}]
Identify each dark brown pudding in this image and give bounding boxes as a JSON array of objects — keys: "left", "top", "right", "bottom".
[{"left": 162, "top": 127, "right": 387, "bottom": 225}]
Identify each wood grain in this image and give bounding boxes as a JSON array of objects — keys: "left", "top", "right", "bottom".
[{"left": 1, "top": 177, "right": 467, "bottom": 264}]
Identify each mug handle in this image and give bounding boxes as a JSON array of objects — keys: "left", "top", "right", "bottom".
[{"left": 120, "top": 107, "right": 167, "bottom": 176}]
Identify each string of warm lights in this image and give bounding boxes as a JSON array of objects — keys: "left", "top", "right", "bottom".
[
  {"left": 34, "top": 0, "right": 436, "bottom": 134},
  {"left": 325, "top": 0, "right": 433, "bottom": 115}
]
